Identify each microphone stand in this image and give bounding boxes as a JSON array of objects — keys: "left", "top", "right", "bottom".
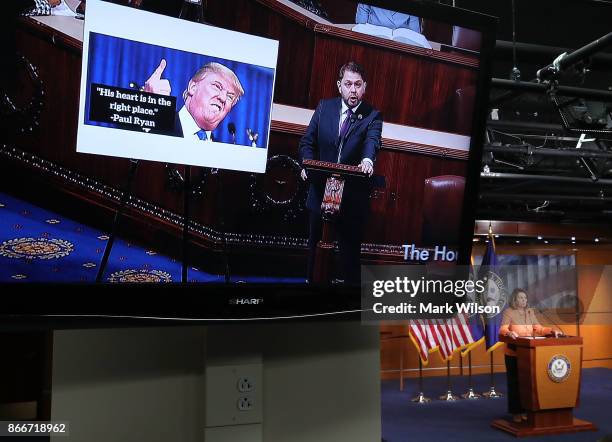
[{"left": 535, "top": 305, "right": 566, "bottom": 337}]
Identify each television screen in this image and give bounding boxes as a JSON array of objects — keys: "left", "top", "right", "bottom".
[{"left": 2, "top": 0, "right": 496, "bottom": 321}]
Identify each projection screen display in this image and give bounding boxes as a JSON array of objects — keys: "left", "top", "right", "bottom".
[{"left": 77, "top": 0, "right": 278, "bottom": 173}]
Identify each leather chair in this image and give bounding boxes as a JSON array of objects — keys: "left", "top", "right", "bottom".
[
  {"left": 421, "top": 175, "right": 466, "bottom": 246},
  {"left": 452, "top": 26, "right": 482, "bottom": 52}
]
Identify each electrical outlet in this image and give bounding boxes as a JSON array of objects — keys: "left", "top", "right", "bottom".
[
  {"left": 237, "top": 377, "right": 254, "bottom": 392},
  {"left": 237, "top": 396, "right": 255, "bottom": 411},
  {"left": 206, "top": 363, "right": 262, "bottom": 426}
]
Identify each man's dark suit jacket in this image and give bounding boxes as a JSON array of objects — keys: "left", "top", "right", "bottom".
[{"left": 299, "top": 97, "right": 383, "bottom": 216}]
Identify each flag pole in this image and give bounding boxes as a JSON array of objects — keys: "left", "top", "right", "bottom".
[
  {"left": 411, "top": 356, "right": 431, "bottom": 403},
  {"left": 439, "top": 359, "right": 460, "bottom": 401},
  {"left": 461, "top": 352, "right": 481, "bottom": 399},
  {"left": 481, "top": 224, "right": 503, "bottom": 399},
  {"left": 482, "top": 350, "right": 503, "bottom": 398}
]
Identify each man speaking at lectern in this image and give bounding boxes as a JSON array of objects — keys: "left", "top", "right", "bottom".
[{"left": 299, "top": 61, "right": 383, "bottom": 284}]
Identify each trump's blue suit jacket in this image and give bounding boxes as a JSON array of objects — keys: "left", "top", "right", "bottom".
[{"left": 299, "top": 97, "right": 383, "bottom": 215}]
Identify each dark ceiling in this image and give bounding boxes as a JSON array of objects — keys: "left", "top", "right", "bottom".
[{"left": 454, "top": 0, "right": 612, "bottom": 225}]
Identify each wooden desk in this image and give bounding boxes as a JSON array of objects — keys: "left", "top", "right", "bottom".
[{"left": 492, "top": 336, "right": 597, "bottom": 437}]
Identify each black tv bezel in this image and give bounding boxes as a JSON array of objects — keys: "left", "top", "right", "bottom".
[{"left": 1, "top": 0, "right": 497, "bottom": 327}]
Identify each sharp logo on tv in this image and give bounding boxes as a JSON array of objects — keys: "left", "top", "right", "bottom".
[{"left": 230, "top": 298, "right": 264, "bottom": 305}]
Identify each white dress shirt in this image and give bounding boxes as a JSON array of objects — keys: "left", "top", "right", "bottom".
[{"left": 178, "top": 106, "right": 212, "bottom": 142}]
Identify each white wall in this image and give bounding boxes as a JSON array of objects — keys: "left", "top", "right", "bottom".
[
  {"left": 262, "top": 323, "right": 380, "bottom": 442},
  {"left": 51, "top": 322, "right": 381, "bottom": 442},
  {"left": 51, "top": 326, "right": 207, "bottom": 442},
  {"left": 206, "top": 322, "right": 381, "bottom": 442}
]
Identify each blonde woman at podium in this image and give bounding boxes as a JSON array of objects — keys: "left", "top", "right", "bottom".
[{"left": 499, "top": 288, "right": 564, "bottom": 423}]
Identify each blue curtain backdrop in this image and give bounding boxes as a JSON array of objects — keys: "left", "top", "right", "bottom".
[{"left": 85, "top": 32, "right": 275, "bottom": 148}]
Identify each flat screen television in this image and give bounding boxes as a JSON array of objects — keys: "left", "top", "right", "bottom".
[{"left": 1, "top": 0, "right": 496, "bottom": 323}]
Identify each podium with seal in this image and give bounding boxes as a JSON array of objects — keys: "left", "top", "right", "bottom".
[{"left": 492, "top": 335, "right": 597, "bottom": 437}]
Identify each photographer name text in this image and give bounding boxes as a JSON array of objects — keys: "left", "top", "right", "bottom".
[{"left": 372, "top": 301, "right": 499, "bottom": 315}]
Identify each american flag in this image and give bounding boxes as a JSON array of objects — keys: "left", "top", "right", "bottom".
[{"left": 409, "top": 315, "right": 478, "bottom": 363}]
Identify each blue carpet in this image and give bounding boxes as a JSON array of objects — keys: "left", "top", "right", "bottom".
[
  {"left": 382, "top": 368, "right": 612, "bottom": 441},
  {"left": 0, "top": 192, "right": 305, "bottom": 283}
]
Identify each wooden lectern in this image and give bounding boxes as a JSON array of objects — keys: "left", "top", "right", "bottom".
[
  {"left": 492, "top": 336, "right": 597, "bottom": 437},
  {"left": 302, "top": 159, "right": 367, "bottom": 284}
]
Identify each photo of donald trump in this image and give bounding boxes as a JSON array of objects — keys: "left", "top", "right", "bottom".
[{"left": 144, "top": 58, "right": 245, "bottom": 142}]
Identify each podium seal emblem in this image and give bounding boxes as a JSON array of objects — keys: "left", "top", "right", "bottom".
[{"left": 547, "top": 354, "right": 571, "bottom": 382}]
